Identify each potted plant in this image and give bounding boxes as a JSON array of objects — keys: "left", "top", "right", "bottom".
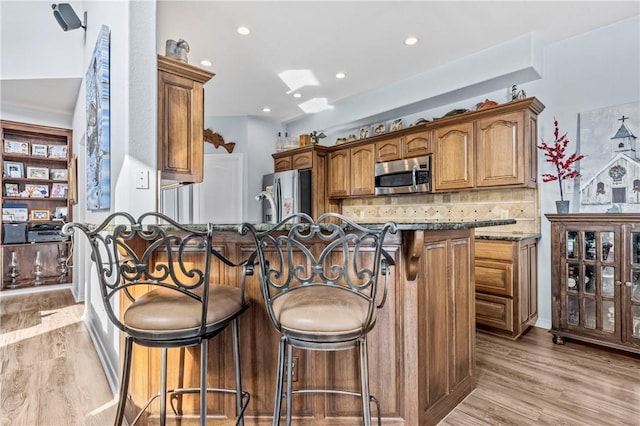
[{"left": 537, "top": 118, "right": 584, "bottom": 213}]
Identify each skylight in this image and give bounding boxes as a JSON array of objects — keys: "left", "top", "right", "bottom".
[
  {"left": 278, "top": 69, "right": 319, "bottom": 94},
  {"left": 298, "top": 97, "right": 333, "bottom": 114}
]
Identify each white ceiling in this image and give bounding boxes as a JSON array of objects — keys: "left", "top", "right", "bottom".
[{"left": 2, "top": 1, "right": 639, "bottom": 125}]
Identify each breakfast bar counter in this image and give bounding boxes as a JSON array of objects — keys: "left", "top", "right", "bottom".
[{"left": 121, "top": 219, "right": 514, "bottom": 425}]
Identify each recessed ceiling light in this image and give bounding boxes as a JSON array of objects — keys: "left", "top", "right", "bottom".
[
  {"left": 335, "top": 72, "right": 346, "bottom": 79},
  {"left": 200, "top": 59, "right": 212, "bottom": 67},
  {"left": 293, "top": 93, "right": 302, "bottom": 98},
  {"left": 262, "top": 107, "right": 271, "bottom": 113},
  {"left": 237, "top": 26, "right": 251, "bottom": 36},
  {"left": 404, "top": 37, "right": 418, "bottom": 46}
]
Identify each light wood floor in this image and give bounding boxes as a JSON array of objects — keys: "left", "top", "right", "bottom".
[
  {"left": 1, "top": 289, "right": 117, "bottom": 425},
  {"left": 1, "top": 289, "right": 639, "bottom": 425}
]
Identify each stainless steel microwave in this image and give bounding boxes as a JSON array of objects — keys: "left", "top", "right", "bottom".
[{"left": 374, "top": 156, "right": 432, "bottom": 195}]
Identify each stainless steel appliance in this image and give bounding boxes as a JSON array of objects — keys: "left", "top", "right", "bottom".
[
  {"left": 374, "top": 156, "right": 432, "bottom": 195},
  {"left": 258, "top": 170, "right": 312, "bottom": 223}
]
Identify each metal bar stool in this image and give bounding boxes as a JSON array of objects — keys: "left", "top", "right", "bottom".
[
  {"left": 63, "top": 212, "right": 251, "bottom": 426},
  {"left": 240, "top": 212, "right": 397, "bottom": 425}
]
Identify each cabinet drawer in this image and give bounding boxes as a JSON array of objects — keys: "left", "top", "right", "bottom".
[
  {"left": 274, "top": 156, "right": 292, "bottom": 172},
  {"left": 292, "top": 152, "right": 313, "bottom": 169},
  {"left": 475, "top": 259, "right": 513, "bottom": 296},
  {"left": 475, "top": 240, "right": 513, "bottom": 261},
  {"left": 476, "top": 293, "right": 513, "bottom": 331}
]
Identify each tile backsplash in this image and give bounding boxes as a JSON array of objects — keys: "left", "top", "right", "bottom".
[{"left": 342, "top": 187, "right": 540, "bottom": 235}]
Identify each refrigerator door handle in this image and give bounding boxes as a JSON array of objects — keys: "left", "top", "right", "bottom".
[{"left": 274, "top": 177, "right": 282, "bottom": 222}]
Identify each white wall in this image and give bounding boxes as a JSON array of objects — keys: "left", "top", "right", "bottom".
[
  {"left": 0, "top": 0, "right": 84, "bottom": 127},
  {"left": 533, "top": 16, "right": 640, "bottom": 328},
  {"left": 204, "top": 115, "right": 280, "bottom": 222},
  {"left": 68, "top": 0, "right": 157, "bottom": 393},
  {"left": 284, "top": 33, "right": 543, "bottom": 140}
]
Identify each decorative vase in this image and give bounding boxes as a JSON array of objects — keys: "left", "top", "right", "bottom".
[
  {"left": 556, "top": 200, "right": 570, "bottom": 214},
  {"left": 32, "top": 251, "right": 44, "bottom": 286},
  {"left": 9, "top": 252, "right": 20, "bottom": 288}
]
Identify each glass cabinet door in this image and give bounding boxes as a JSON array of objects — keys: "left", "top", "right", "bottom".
[
  {"left": 626, "top": 232, "right": 640, "bottom": 342},
  {"left": 562, "top": 228, "right": 618, "bottom": 336}
]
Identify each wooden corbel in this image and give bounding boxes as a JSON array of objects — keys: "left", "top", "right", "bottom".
[
  {"left": 402, "top": 230, "right": 424, "bottom": 281},
  {"left": 203, "top": 129, "right": 236, "bottom": 153}
]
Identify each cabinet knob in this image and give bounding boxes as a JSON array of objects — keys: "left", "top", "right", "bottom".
[
  {"left": 615, "top": 280, "right": 622, "bottom": 286},
  {"left": 625, "top": 281, "right": 632, "bottom": 287}
]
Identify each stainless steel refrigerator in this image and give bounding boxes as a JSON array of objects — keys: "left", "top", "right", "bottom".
[{"left": 260, "top": 169, "right": 312, "bottom": 223}]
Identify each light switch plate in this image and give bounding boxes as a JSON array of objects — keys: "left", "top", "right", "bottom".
[{"left": 135, "top": 169, "right": 149, "bottom": 189}]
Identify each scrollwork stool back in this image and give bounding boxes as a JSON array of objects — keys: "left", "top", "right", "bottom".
[
  {"left": 63, "top": 212, "right": 251, "bottom": 426},
  {"left": 240, "top": 212, "right": 397, "bottom": 426}
]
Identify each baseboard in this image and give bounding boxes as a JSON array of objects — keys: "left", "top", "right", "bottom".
[
  {"left": 84, "top": 305, "right": 119, "bottom": 396},
  {"left": 0, "top": 283, "right": 70, "bottom": 297},
  {"left": 534, "top": 318, "right": 551, "bottom": 329},
  {"left": 70, "top": 281, "right": 84, "bottom": 303}
]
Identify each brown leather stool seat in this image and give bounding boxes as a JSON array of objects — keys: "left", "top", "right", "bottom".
[
  {"left": 272, "top": 285, "right": 373, "bottom": 338},
  {"left": 124, "top": 285, "right": 244, "bottom": 334}
]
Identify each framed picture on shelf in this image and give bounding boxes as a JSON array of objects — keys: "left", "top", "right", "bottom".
[
  {"left": 24, "top": 183, "right": 48, "bottom": 198},
  {"left": 50, "top": 169, "right": 68, "bottom": 181},
  {"left": 27, "top": 166, "right": 49, "bottom": 180},
  {"left": 373, "top": 122, "right": 386, "bottom": 135},
  {"left": 50, "top": 183, "right": 68, "bottom": 198},
  {"left": 3, "top": 161, "right": 24, "bottom": 178},
  {"left": 53, "top": 206, "right": 68, "bottom": 221},
  {"left": 4, "top": 183, "right": 19, "bottom": 196},
  {"left": 30, "top": 210, "right": 50, "bottom": 221},
  {"left": 31, "top": 143, "right": 48, "bottom": 157},
  {"left": 4, "top": 140, "right": 29, "bottom": 155},
  {"left": 2, "top": 207, "right": 28, "bottom": 222},
  {"left": 358, "top": 126, "right": 370, "bottom": 139},
  {"left": 48, "top": 145, "right": 68, "bottom": 159}
]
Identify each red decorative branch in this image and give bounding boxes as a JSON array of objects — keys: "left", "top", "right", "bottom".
[{"left": 537, "top": 118, "right": 584, "bottom": 201}]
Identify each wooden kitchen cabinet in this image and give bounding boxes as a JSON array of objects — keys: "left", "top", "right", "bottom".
[
  {"left": 157, "top": 55, "right": 214, "bottom": 187},
  {"left": 403, "top": 129, "right": 431, "bottom": 158},
  {"left": 375, "top": 136, "right": 403, "bottom": 162},
  {"left": 546, "top": 214, "right": 640, "bottom": 354},
  {"left": 273, "top": 150, "right": 313, "bottom": 172},
  {"left": 328, "top": 144, "right": 375, "bottom": 198},
  {"left": 272, "top": 145, "right": 329, "bottom": 218},
  {"left": 417, "top": 229, "right": 475, "bottom": 424},
  {"left": 475, "top": 107, "right": 539, "bottom": 188},
  {"left": 327, "top": 149, "right": 350, "bottom": 198},
  {"left": 433, "top": 122, "right": 474, "bottom": 191},
  {"left": 475, "top": 237, "right": 538, "bottom": 339},
  {"left": 350, "top": 144, "right": 375, "bottom": 196},
  {"left": 375, "top": 130, "right": 430, "bottom": 163},
  {"left": 273, "top": 156, "right": 292, "bottom": 172}
]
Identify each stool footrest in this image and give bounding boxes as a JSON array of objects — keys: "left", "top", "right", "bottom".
[
  {"left": 281, "top": 390, "right": 381, "bottom": 426},
  {"left": 129, "top": 388, "right": 250, "bottom": 426}
]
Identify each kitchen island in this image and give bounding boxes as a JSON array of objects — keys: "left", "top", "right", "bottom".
[{"left": 120, "top": 219, "right": 514, "bottom": 425}]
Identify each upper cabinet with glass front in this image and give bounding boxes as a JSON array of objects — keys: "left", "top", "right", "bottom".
[{"left": 547, "top": 214, "right": 640, "bottom": 354}]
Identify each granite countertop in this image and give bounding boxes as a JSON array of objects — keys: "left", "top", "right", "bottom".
[
  {"left": 214, "top": 219, "right": 517, "bottom": 232},
  {"left": 70, "top": 219, "right": 517, "bottom": 233},
  {"left": 475, "top": 232, "right": 542, "bottom": 241}
]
